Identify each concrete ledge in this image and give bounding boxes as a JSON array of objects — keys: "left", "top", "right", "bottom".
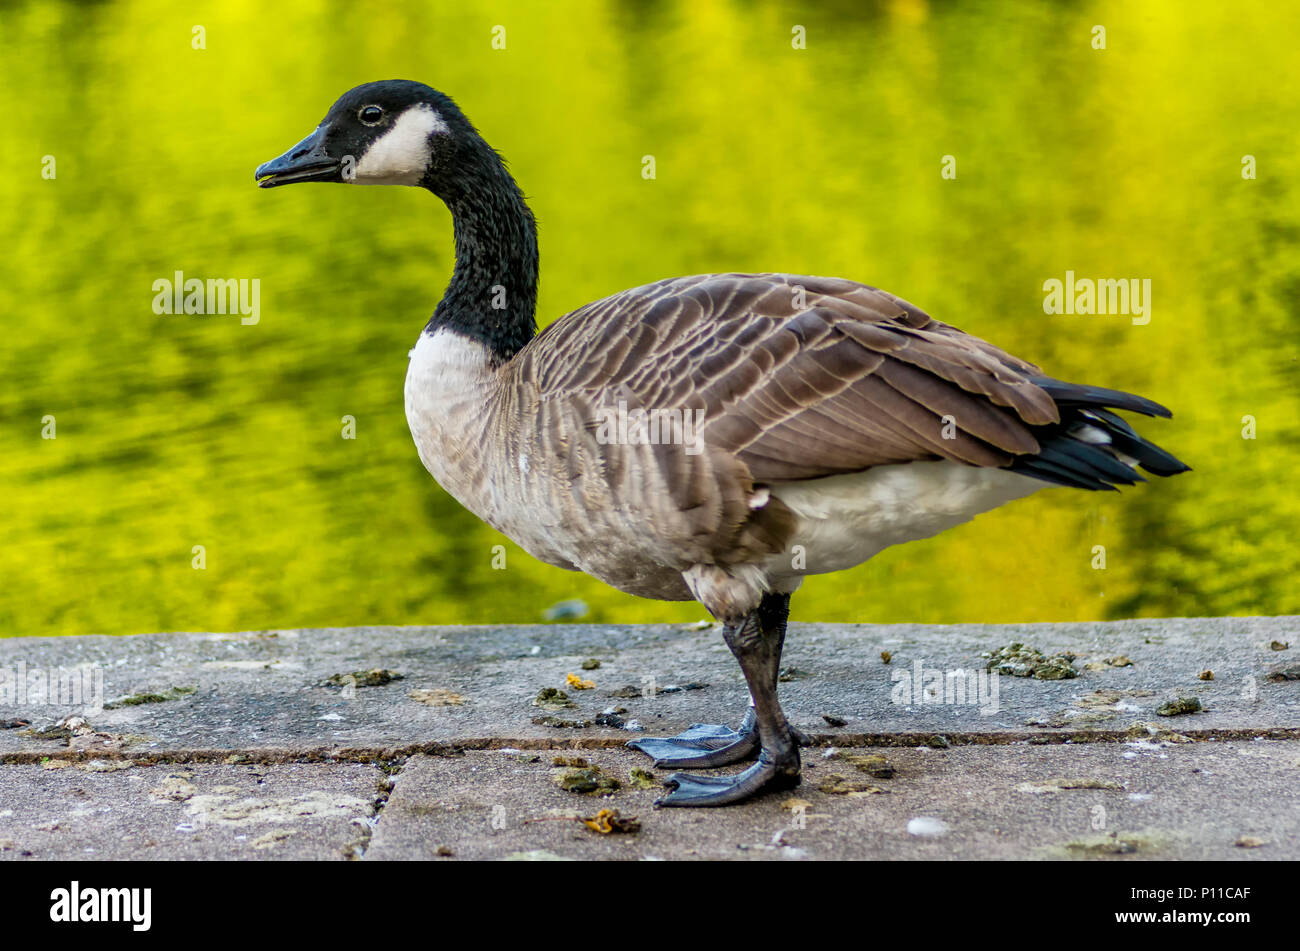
[
  {"left": 3, "top": 617, "right": 1297, "bottom": 759},
  {"left": 1, "top": 617, "right": 1297, "bottom": 859}
]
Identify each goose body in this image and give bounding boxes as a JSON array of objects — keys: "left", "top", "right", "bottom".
[
  {"left": 257, "top": 81, "right": 1189, "bottom": 806},
  {"left": 404, "top": 274, "right": 1053, "bottom": 609}
]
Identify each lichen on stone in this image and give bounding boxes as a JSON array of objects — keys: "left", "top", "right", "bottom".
[
  {"left": 628, "top": 767, "right": 659, "bottom": 789},
  {"left": 554, "top": 766, "right": 620, "bottom": 795},
  {"left": 324, "top": 669, "right": 402, "bottom": 689},
  {"left": 533, "top": 687, "right": 574, "bottom": 710},
  {"left": 105, "top": 685, "right": 198, "bottom": 708},
  {"left": 1156, "top": 696, "right": 1202, "bottom": 717},
  {"left": 817, "top": 774, "right": 886, "bottom": 796},
  {"left": 408, "top": 688, "right": 467, "bottom": 706},
  {"left": 982, "top": 642, "right": 1078, "bottom": 680},
  {"left": 834, "top": 751, "right": 895, "bottom": 778}
]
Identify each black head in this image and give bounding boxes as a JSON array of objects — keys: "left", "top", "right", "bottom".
[
  {"left": 256, "top": 80, "right": 540, "bottom": 361},
  {"left": 254, "top": 80, "right": 473, "bottom": 191}
]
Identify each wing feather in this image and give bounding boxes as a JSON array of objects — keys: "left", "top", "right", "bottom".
[{"left": 513, "top": 273, "right": 1057, "bottom": 483}]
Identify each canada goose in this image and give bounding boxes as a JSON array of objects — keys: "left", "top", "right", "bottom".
[{"left": 255, "top": 80, "right": 1189, "bottom": 807}]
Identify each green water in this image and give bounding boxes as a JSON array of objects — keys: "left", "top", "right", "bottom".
[{"left": 2, "top": 0, "right": 1296, "bottom": 636}]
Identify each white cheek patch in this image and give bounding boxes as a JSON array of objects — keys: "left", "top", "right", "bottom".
[{"left": 352, "top": 104, "right": 446, "bottom": 185}]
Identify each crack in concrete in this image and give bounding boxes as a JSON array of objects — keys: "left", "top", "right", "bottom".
[
  {"left": 342, "top": 758, "right": 406, "bottom": 860},
  {"left": 4, "top": 726, "right": 1298, "bottom": 768}
]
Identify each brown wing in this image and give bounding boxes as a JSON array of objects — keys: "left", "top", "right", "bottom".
[{"left": 512, "top": 272, "right": 1059, "bottom": 483}]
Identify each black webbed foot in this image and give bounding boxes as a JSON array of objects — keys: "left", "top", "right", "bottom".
[
  {"left": 636, "top": 592, "right": 805, "bottom": 807},
  {"left": 657, "top": 750, "right": 801, "bottom": 807},
  {"left": 626, "top": 711, "right": 760, "bottom": 768}
]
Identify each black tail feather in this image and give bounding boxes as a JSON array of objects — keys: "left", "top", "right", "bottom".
[
  {"left": 1008, "top": 377, "right": 1190, "bottom": 491},
  {"left": 1015, "top": 453, "right": 1122, "bottom": 492},
  {"left": 1024, "top": 375, "right": 1173, "bottom": 419},
  {"left": 1083, "top": 408, "right": 1191, "bottom": 477}
]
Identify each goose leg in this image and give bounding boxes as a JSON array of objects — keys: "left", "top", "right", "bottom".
[
  {"left": 627, "top": 593, "right": 801, "bottom": 769},
  {"left": 655, "top": 593, "right": 802, "bottom": 807}
]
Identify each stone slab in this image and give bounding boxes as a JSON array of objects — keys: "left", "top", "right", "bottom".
[{"left": 1, "top": 618, "right": 1296, "bottom": 764}]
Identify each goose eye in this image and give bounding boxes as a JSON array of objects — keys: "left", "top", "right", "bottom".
[{"left": 359, "top": 105, "right": 384, "bottom": 125}]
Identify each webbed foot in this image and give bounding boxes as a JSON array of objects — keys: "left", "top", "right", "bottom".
[
  {"left": 626, "top": 711, "right": 760, "bottom": 768},
  {"left": 657, "top": 750, "right": 801, "bottom": 807}
]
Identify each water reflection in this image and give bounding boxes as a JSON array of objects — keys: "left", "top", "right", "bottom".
[{"left": 0, "top": 0, "right": 1295, "bottom": 636}]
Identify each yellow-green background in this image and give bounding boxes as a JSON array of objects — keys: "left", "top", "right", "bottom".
[{"left": 2, "top": 0, "right": 1296, "bottom": 636}]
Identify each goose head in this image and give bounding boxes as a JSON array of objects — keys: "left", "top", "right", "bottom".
[
  {"left": 254, "top": 80, "right": 474, "bottom": 192},
  {"left": 255, "top": 79, "right": 540, "bottom": 361}
]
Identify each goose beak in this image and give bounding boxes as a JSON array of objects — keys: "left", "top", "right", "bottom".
[{"left": 255, "top": 127, "right": 341, "bottom": 188}]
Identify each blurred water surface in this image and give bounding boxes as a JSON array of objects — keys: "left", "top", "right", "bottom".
[{"left": 1, "top": 0, "right": 1296, "bottom": 636}]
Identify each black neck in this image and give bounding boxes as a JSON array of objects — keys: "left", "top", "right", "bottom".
[{"left": 425, "top": 139, "right": 539, "bottom": 363}]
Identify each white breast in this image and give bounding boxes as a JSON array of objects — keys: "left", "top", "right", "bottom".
[
  {"left": 403, "top": 328, "right": 583, "bottom": 573},
  {"left": 404, "top": 328, "right": 495, "bottom": 490}
]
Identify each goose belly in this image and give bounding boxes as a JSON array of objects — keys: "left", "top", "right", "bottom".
[
  {"left": 479, "top": 454, "right": 699, "bottom": 601},
  {"left": 765, "top": 460, "right": 1047, "bottom": 579}
]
